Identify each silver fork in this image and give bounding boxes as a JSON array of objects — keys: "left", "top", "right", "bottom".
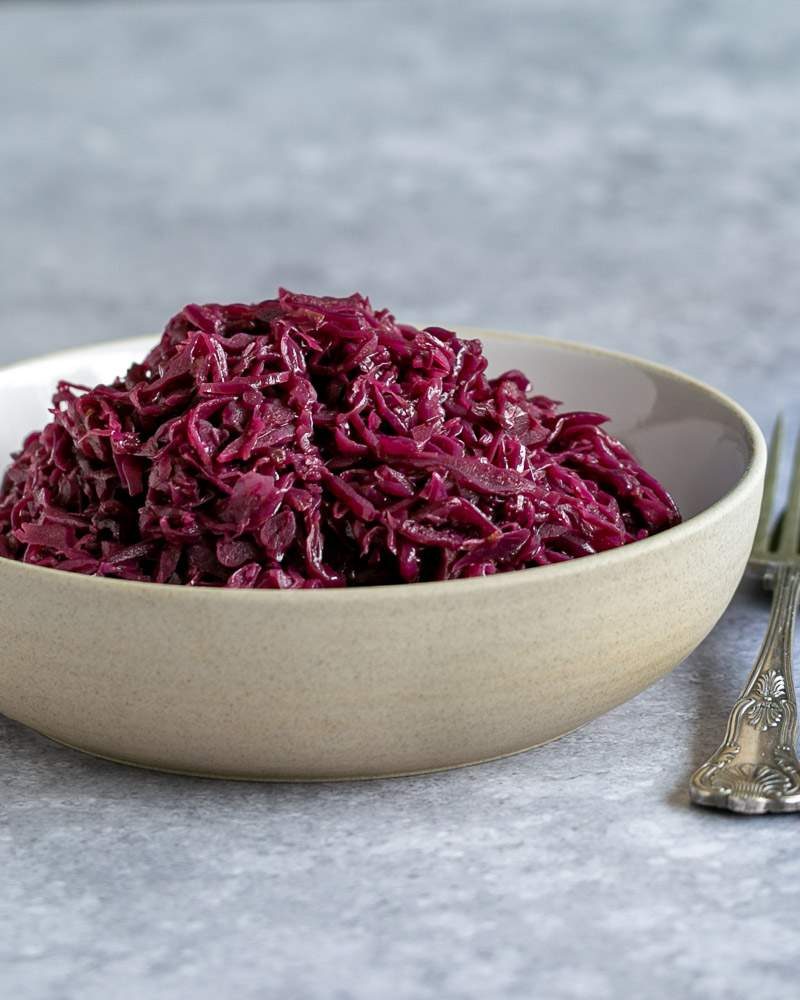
[{"left": 690, "top": 417, "right": 800, "bottom": 814}]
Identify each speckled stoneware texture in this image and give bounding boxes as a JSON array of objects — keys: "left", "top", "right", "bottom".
[{"left": 0, "top": 332, "right": 765, "bottom": 779}]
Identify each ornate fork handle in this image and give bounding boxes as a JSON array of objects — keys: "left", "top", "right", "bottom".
[{"left": 690, "top": 564, "right": 800, "bottom": 814}]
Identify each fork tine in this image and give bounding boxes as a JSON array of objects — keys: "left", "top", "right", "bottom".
[
  {"left": 778, "top": 424, "right": 800, "bottom": 558},
  {"left": 753, "top": 415, "right": 784, "bottom": 555}
]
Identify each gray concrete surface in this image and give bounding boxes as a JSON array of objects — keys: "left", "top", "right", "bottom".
[{"left": 2, "top": 2, "right": 800, "bottom": 998}]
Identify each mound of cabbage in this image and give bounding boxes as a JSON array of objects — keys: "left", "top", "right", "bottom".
[{"left": 0, "top": 291, "right": 680, "bottom": 587}]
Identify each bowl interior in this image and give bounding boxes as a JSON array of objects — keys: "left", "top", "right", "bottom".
[{"left": 0, "top": 332, "right": 754, "bottom": 521}]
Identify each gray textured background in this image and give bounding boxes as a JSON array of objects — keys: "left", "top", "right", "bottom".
[{"left": 2, "top": 2, "right": 800, "bottom": 999}]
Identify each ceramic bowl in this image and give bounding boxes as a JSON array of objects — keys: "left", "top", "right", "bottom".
[{"left": 0, "top": 332, "right": 765, "bottom": 780}]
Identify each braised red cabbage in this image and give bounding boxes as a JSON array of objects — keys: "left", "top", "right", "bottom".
[{"left": 0, "top": 291, "right": 680, "bottom": 587}]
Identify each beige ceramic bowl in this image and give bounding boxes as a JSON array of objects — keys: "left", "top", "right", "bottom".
[{"left": 0, "top": 332, "right": 765, "bottom": 780}]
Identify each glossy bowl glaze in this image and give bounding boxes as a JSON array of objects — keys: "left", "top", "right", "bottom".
[{"left": 0, "top": 332, "right": 765, "bottom": 780}]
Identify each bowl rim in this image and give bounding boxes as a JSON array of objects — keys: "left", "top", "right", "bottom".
[{"left": 0, "top": 328, "right": 766, "bottom": 602}]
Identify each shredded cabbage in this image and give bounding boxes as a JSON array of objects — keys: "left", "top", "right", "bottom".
[{"left": 0, "top": 291, "right": 680, "bottom": 587}]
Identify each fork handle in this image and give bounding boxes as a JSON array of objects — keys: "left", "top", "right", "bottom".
[
  {"left": 743, "top": 564, "right": 800, "bottom": 701},
  {"left": 690, "top": 563, "right": 800, "bottom": 814}
]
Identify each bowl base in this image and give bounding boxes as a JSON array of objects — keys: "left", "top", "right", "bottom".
[{"left": 27, "top": 722, "right": 589, "bottom": 783}]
